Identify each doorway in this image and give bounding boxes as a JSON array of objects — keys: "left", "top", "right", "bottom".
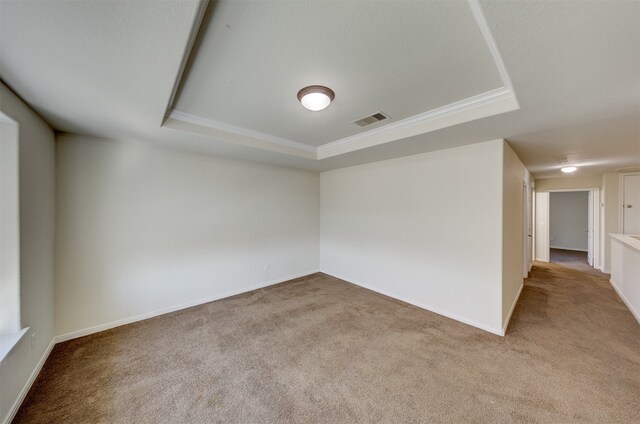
[
  {"left": 534, "top": 189, "right": 601, "bottom": 271},
  {"left": 620, "top": 173, "right": 640, "bottom": 234}
]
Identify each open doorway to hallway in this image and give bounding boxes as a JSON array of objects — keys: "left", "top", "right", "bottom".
[
  {"left": 534, "top": 188, "right": 601, "bottom": 272},
  {"left": 549, "top": 191, "right": 592, "bottom": 272}
]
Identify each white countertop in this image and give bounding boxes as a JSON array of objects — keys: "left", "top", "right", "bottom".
[{"left": 610, "top": 233, "right": 640, "bottom": 251}]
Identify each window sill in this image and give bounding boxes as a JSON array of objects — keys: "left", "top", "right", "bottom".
[{"left": 0, "top": 327, "right": 29, "bottom": 362}]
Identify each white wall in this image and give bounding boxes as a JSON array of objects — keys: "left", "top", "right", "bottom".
[
  {"left": 602, "top": 173, "right": 620, "bottom": 272},
  {"left": 610, "top": 235, "right": 640, "bottom": 324},
  {"left": 320, "top": 140, "right": 506, "bottom": 334},
  {"left": 55, "top": 135, "right": 320, "bottom": 338},
  {"left": 502, "top": 143, "right": 529, "bottom": 327},
  {"left": 0, "top": 118, "right": 20, "bottom": 334},
  {"left": 549, "top": 191, "right": 588, "bottom": 251},
  {"left": 0, "top": 83, "right": 56, "bottom": 424}
]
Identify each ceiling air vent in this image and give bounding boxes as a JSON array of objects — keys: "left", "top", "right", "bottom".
[{"left": 352, "top": 112, "right": 388, "bottom": 127}]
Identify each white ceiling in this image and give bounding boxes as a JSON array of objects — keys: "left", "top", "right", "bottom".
[
  {"left": 1, "top": 0, "right": 638, "bottom": 177},
  {"left": 173, "top": 0, "right": 504, "bottom": 147}
]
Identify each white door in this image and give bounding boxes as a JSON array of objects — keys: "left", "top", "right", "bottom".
[
  {"left": 622, "top": 175, "right": 640, "bottom": 234},
  {"left": 587, "top": 191, "right": 593, "bottom": 266},
  {"left": 535, "top": 192, "right": 549, "bottom": 262},
  {"left": 523, "top": 183, "right": 529, "bottom": 277}
]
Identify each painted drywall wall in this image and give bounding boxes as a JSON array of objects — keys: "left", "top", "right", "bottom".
[
  {"left": 0, "top": 83, "right": 56, "bottom": 424},
  {"left": 502, "top": 143, "right": 529, "bottom": 328},
  {"left": 55, "top": 135, "right": 320, "bottom": 338},
  {"left": 602, "top": 173, "right": 620, "bottom": 273},
  {"left": 535, "top": 175, "right": 602, "bottom": 192},
  {"left": 610, "top": 236, "right": 640, "bottom": 323},
  {"left": 320, "top": 140, "right": 505, "bottom": 334},
  {"left": 549, "top": 191, "right": 588, "bottom": 251},
  {"left": 0, "top": 118, "right": 20, "bottom": 335}
]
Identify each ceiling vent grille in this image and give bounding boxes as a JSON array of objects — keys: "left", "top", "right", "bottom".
[{"left": 352, "top": 112, "right": 388, "bottom": 127}]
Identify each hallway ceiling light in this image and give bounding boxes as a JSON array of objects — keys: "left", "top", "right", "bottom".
[
  {"left": 297, "top": 85, "right": 335, "bottom": 111},
  {"left": 561, "top": 166, "right": 577, "bottom": 173}
]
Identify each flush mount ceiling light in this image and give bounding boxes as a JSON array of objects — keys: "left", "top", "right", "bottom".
[
  {"left": 561, "top": 166, "right": 577, "bottom": 173},
  {"left": 297, "top": 85, "right": 335, "bottom": 111}
]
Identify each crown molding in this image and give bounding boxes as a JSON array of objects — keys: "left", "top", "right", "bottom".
[
  {"left": 317, "top": 87, "right": 517, "bottom": 159},
  {"left": 165, "top": 110, "right": 317, "bottom": 159},
  {"left": 160, "top": 0, "right": 210, "bottom": 126},
  {"left": 162, "top": 0, "right": 519, "bottom": 161},
  {"left": 467, "top": 0, "right": 518, "bottom": 98}
]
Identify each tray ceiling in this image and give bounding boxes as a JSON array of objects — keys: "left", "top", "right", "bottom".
[
  {"left": 166, "top": 0, "right": 519, "bottom": 159},
  {"left": 2, "top": 0, "right": 637, "bottom": 176}
]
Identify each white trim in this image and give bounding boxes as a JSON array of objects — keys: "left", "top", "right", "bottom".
[
  {"left": 466, "top": 0, "right": 517, "bottom": 97},
  {"left": 543, "top": 188, "right": 600, "bottom": 192},
  {"left": 502, "top": 282, "right": 524, "bottom": 335},
  {"left": 609, "top": 278, "right": 640, "bottom": 324},
  {"left": 591, "top": 189, "right": 601, "bottom": 269},
  {"left": 162, "top": 0, "right": 519, "bottom": 161},
  {"left": 0, "top": 327, "right": 28, "bottom": 362},
  {"left": 55, "top": 270, "right": 319, "bottom": 343},
  {"left": 610, "top": 233, "right": 640, "bottom": 252},
  {"left": 168, "top": 110, "right": 316, "bottom": 153},
  {"left": 161, "top": 0, "right": 209, "bottom": 125},
  {"left": 322, "top": 272, "right": 504, "bottom": 336},
  {"left": 167, "top": 88, "right": 518, "bottom": 161},
  {"left": 2, "top": 338, "right": 55, "bottom": 424},
  {"left": 316, "top": 88, "right": 517, "bottom": 159}
]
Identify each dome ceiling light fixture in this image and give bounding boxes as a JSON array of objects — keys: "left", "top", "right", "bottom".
[
  {"left": 297, "top": 85, "right": 335, "bottom": 111},
  {"left": 561, "top": 166, "right": 578, "bottom": 173}
]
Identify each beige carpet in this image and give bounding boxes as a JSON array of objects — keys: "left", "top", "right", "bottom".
[
  {"left": 14, "top": 263, "right": 640, "bottom": 423},
  {"left": 550, "top": 248, "right": 596, "bottom": 274}
]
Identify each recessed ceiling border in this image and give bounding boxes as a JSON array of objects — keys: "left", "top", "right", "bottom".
[
  {"left": 160, "top": 0, "right": 210, "bottom": 126},
  {"left": 161, "top": 0, "right": 520, "bottom": 161},
  {"left": 165, "top": 110, "right": 316, "bottom": 159},
  {"left": 317, "top": 87, "right": 517, "bottom": 159}
]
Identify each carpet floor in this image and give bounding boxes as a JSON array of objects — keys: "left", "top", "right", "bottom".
[
  {"left": 550, "top": 248, "right": 596, "bottom": 274},
  {"left": 14, "top": 263, "right": 640, "bottom": 423}
]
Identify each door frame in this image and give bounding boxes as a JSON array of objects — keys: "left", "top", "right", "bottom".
[
  {"left": 618, "top": 172, "right": 640, "bottom": 234},
  {"left": 534, "top": 188, "right": 601, "bottom": 270},
  {"left": 523, "top": 181, "right": 533, "bottom": 277}
]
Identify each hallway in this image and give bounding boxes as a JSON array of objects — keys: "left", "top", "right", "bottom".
[
  {"left": 549, "top": 248, "right": 596, "bottom": 273},
  {"left": 510, "top": 261, "right": 640, "bottom": 420}
]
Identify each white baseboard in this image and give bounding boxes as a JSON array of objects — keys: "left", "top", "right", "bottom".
[
  {"left": 321, "top": 271, "right": 504, "bottom": 336},
  {"left": 502, "top": 282, "right": 524, "bottom": 335},
  {"left": 4, "top": 271, "right": 319, "bottom": 423},
  {"left": 2, "top": 338, "right": 55, "bottom": 424},
  {"left": 55, "top": 270, "right": 320, "bottom": 343},
  {"left": 609, "top": 278, "right": 640, "bottom": 325}
]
